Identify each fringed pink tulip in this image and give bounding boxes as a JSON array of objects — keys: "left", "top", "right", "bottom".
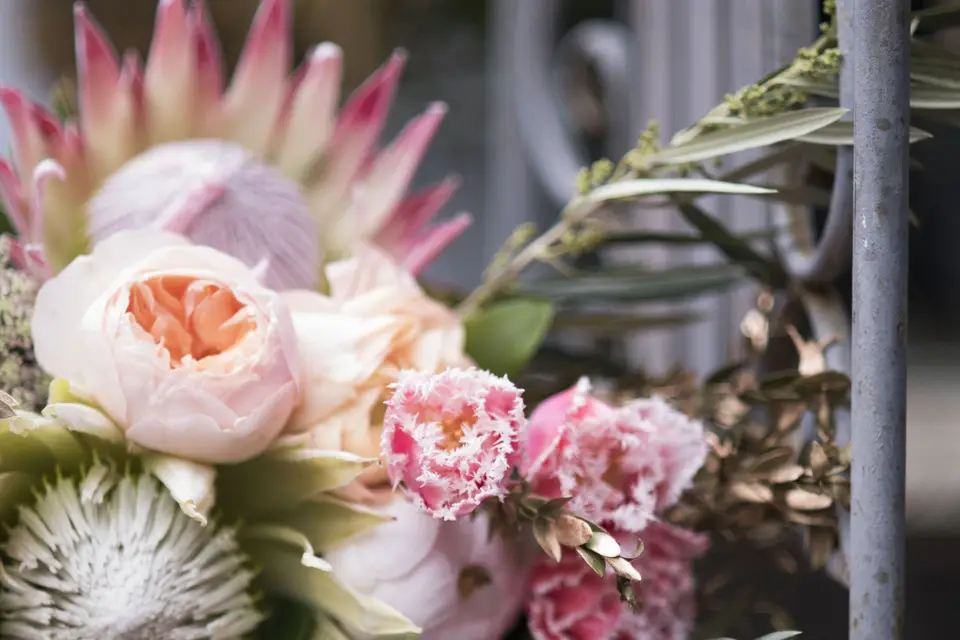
[
  {"left": 381, "top": 368, "right": 525, "bottom": 521},
  {"left": 527, "top": 523, "right": 707, "bottom": 640},
  {"left": 0, "top": 0, "right": 470, "bottom": 287},
  {"left": 521, "top": 378, "right": 708, "bottom": 533}
]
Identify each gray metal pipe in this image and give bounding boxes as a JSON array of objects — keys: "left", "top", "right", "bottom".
[{"left": 850, "top": 0, "right": 910, "bottom": 637}]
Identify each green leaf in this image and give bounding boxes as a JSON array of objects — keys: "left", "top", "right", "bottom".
[
  {"left": 262, "top": 495, "right": 393, "bottom": 552},
  {"left": 911, "top": 58, "right": 960, "bottom": 89},
  {"left": 647, "top": 108, "right": 847, "bottom": 165},
  {"left": 0, "top": 472, "right": 33, "bottom": 520},
  {"left": 244, "top": 538, "right": 421, "bottom": 638},
  {"left": 525, "top": 265, "right": 745, "bottom": 303},
  {"left": 552, "top": 311, "right": 702, "bottom": 335},
  {"left": 575, "top": 546, "right": 607, "bottom": 576},
  {"left": 912, "top": 3, "right": 960, "bottom": 34},
  {"left": 778, "top": 75, "right": 960, "bottom": 110},
  {"left": 675, "top": 202, "right": 789, "bottom": 287},
  {"left": 795, "top": 121, "right": 932, "bottom": 145},
  {"left": 754, "top": 632, "right": 803, "bottom": 640},
  {"left": 601, "top": 226, "right": 777, "bottom": 245},
  {"left": 218, "top": 448, "right": 376, "bottom": 518},
  {"left": 585, "top": 178, "right": 775, "bottom": 204},
  {"left": 258, "top": 598, "right": 317, "bottom": 640},
  {"left": 464, "top": 298, "right": 555, "bottom": 377}
]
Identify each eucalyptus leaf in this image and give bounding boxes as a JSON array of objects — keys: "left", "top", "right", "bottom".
[
  {"left": 754, "top": 632, "right": 803, "bottom": 640},
  {"left": 674, "top": 202, "right": 789, "bottom": 287},
  {"left": 464, "top": 298, "right": 555, "bottom": 377},
  {"left": 911, "top": 3, "right": 960, "bottom": 34},
  {"left": 585, "top": 178, "right": 774, "bottom": 204},
  {"left": 647, "top": 108, "right": 847, "bottom": 165},
  {"left": 601, "top": 229, "right": 777, "bottom": 246},
  {"left": 552, "top": 311, "right": 703, "bottom": 334},
  {"left": 778, "top": 75, "right": 960, "bottom": 110},
  {"left": 524, "top": 264, "right": 745, "bottom": 303},
  {"left": 795, "top": 121, "right": 932, "bottom": 145},
  {"left": 912, "top": 59, "right": 960, "bottom": 89}
]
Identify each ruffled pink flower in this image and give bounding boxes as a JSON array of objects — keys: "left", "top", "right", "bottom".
[
  {"left": 521, "top": 378, "right": 707, "bottom": 533},
  {"left": 382, "top": 367, "right": 525, "bottom": 520},
  {"left": 527, "top": 523, "right": 707, "bottom": 640},
  {"left": 527, "top": 547, "right": 624, "bottom": 640},
  {"left": 618, "top": 523, "right": 708, "bottom": 640}
]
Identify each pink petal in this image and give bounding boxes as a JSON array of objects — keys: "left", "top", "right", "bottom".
[
  {"left": 374, "top": 176, "right": 459, "bottom": 253},
  {"left": 0, "top": 159, "right": 27, "bottom": 236},
  {"left": 356, "top": 102, "right": 447, "bottom": 238},
  {"left": 0, "top": 88, "right": 49, "bottom": 188},
  {"left": 29, "top": 160, "right": 66, "bottom": 243},
  {"left": 190, "top": 0, "right": 224, "bottom": 134},
  {"left": 222, "top": 0, "right": 291, "bottom": 154},
  {"left": 275, "top": 43, "right": 343, "bottom": 178},
  {"left": 39, "top": 124, "right": 91, "bottom": 273},
  {"left": 305, "top": 51, "right": 406, "bottom": 223},
  {"left": 74, "top": 4, "right": 121, "bottom": 159},
  {"left": 400, "top": 212, "right": 473, "bottom": 275},
  {"left": 144, "top": 0, "right": 195, "bottom": 143}
]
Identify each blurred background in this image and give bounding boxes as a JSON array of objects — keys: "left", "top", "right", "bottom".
[{"left": 2, "top": 1, "right": 960, "bottom": 637}]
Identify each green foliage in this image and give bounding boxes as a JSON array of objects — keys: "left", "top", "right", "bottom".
[{"left": 463, "top": 298, "right": 555, "bottom": 378}]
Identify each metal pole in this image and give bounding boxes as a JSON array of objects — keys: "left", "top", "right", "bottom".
[{"left": 850, "top": 0, "right": 910, "bottom": 637}]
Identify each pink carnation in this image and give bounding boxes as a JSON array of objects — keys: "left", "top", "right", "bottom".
[
  {"left": 521, "top": 378, "right": 707, "bottom": 533},
  {"left": 527, "top": 547, "right": 624, "bottom": 640},
  {"left": 527, "top": 523, "right": 707, "bottom": 640},
  {"left": 381, "top": 367, "right": 525, "bottom": 520},
  {"left": 618, "top": 523, "right": 708, "bottom": 640}
]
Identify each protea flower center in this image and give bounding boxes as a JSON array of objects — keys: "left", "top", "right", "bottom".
[
  {"left": 0, "top": 472, "right": 263, "bottom": 639},
  {"left": 86, "top": 139, "right": 321, "bottom": 291}
]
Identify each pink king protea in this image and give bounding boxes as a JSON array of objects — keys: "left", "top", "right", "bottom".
[{"left": 0, "top": 0, "right": 470, "bottom": 289}]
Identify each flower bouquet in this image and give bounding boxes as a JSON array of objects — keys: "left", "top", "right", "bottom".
[{"left": 1, "top": 0, "right": 913, "bottom": 638}]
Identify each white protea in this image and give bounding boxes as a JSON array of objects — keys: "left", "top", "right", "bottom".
[
  {"left": 0, "top": 470, "right": 262, "bottom": 639},
  {"left": 0, "top": 384, "right": 422, "bottom": 638}
]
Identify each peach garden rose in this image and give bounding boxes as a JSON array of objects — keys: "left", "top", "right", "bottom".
[
  {"left": 282, "top": 243, "right": 470, "bottom": 501},
  {"left": 31, "top": 228, "right": 300, "bottom": 463}
]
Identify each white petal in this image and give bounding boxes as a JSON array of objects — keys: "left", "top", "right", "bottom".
[{"left": 142, "top": 452, "right": 216, "bottom": 525}]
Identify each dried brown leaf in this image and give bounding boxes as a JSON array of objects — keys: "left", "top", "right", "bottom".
[
  {"left": 586, "top": 531, "right": 622, "bottom": 558},
  {"left": 767, "top": 464, "right": 805, "bottom": 484},
  {"left": 804, "top": 527, "right": 837, "bottom": 570},
  {"left": 554, "top": 514, "right": 593, "bottom": 547},
  {"left": 533, "top": 518, "right": 562, "bottom": 562},
  {"left": 776, "top": 402, "right": 807, "bottom": 432},
  {"left": 749, "top": 447, "right": 795, "bottom": 473},
  {"left": 607, "top": 556, "right": 642, "bottom": 581},
  {"left": 785, "top": 488, "right": 833, "bottom": 511},
  {"left": 786, "top": 510, "right": 836, "bottom": 527},
  {"left": 808, "top": 441, "right": 831, "bottom": 480},
  {"left": 730, "top": 482, "right": 775, "bottom": 504}
]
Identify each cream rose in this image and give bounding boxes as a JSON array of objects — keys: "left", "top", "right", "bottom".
[
  {"left": 31, "top": 229, "right": 300, "bottom": 464},
  {"left": 282, "top": 244, "right": 468, "bottom": 497}
]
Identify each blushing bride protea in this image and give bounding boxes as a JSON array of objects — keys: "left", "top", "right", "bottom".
[
  {"left": 0, "top": 386, "right": 421, "bottom": 638},
  {"left": 0, "top": 0, "right": 470, "bottom": 289}
]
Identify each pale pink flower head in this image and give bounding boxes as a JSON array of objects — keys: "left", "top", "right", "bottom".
[
  {"left": 0, "top": 0, "right": 470, "bottom": 285},
  {"left": 618, "top": 523, "right": 708, "bottom": 640},
  {"left": 381, "top": 367, "right": 525, "bottom": 520},
  {"left": 521, "top": 378, "right": 707, "bottom": 533},
  {"left": 527, "top": 547, "right": 624, "bottom": 640},
  {"left": 527, "top": 523, "right": 707, "bottom": 640}
]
